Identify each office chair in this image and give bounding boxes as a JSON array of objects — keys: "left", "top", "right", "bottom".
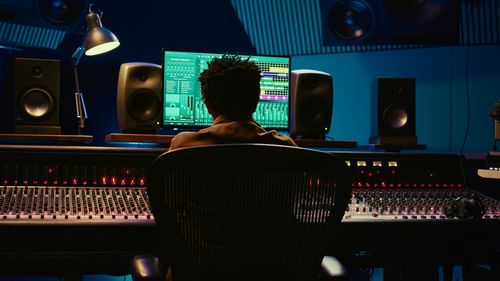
[{"left": 132, "top": 144, "right": 352, "bottom": 281}]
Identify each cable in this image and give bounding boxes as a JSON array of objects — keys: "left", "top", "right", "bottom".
[{"left": 460, "top": 46, "right": 471, "bottom": 155}]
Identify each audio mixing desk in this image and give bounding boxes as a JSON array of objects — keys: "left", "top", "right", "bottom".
[{"left": 0, "top": 145, "right": 498, "bottom": 274}]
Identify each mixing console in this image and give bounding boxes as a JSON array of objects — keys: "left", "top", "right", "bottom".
[
  {"left": 0, "top": 186, "right": 152, "bottom": 223},
  {"left": 0, "top": 145, "right": 162, "bottom": 225},
  {"left": 335, "top": 152, "right": 500, "bottom": 222}
]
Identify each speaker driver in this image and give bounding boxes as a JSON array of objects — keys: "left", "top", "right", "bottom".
[
  {"left": 327, "top": 0, "right": 374, "bottom": 41},
  {"left": 21, "top": 89, "right": 53, "bottom": 118},
  {"left": 383, "top": 104, "right": 408, "bottom": 129},
  {"left": 40, "top": 0, "right": 86, "bottom": 25},
  {"left": 127, "top": 89, "right": 161, "bottom": 124},
  {"left": 299, "top": 96, "right": 329, "bottom": 129}
]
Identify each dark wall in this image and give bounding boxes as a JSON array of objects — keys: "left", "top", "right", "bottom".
[{"left": 0, "top": 0, "right": 255, "bottom": 145}]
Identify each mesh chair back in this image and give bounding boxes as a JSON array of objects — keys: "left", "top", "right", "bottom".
[{"left": 148, "top": 144, "right": 351, "bottom": 281}]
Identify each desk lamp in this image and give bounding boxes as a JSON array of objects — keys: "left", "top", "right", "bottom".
[{"left": 71, "top": 4, "right": 120, "bottom": 134}]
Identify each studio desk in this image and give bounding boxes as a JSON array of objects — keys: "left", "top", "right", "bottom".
[{"left": 0, "top": 145, "right": 498, "bottom": 275}]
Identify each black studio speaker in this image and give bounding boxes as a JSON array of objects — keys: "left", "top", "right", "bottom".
[
  {"left": 290, "top": 70, "right": 333, "bottom": 139},
  {"left": 14, "top": 57, "right": 61, "bottom": 134},
  {"left": 117, "top": 62, "right": 162, "bottom": 133},
  {"left": 370, "top": 78, "right": 416, "bottom": 145},
  {"left": 319, "top": 0, "right": 460, "bottom": 46},
  {"left": 0, "top": 0, "right": 90, "bottom": 49}
]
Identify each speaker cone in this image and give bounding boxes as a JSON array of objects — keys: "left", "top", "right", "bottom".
[
  {"left": 21, "top": 89, "right": 53, "bottom": 118},
  {"left": 299, "top": 96, "right": 329, "bottom": 129},
  {"left": 127, "top": 89, "right": 161, "bottom": 124},
  {"left": 383, "top": 104, "right": 408, "bottom": 129},
  {"left": 327, "top": 0, "right": 374, "bottom": 41},
  {"left": 40, "top": 0, "right": 85, "bottom": 25}
]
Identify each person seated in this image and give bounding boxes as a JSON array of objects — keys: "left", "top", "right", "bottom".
[{"left": 169, "top": 54, "right": 297, "bottom": 151}]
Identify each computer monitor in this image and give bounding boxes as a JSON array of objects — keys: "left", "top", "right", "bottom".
[{"left": 162, "top": 50, "right": 290, "bottom": 130}]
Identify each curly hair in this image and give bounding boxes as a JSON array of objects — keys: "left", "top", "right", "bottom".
[{"left": 198, "top": 54, "right": 261, "bottom": 115}]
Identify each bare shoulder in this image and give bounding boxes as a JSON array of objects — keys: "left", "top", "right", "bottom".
[{"left": 169, "top": 131, "right": 200, "bottom": 150}]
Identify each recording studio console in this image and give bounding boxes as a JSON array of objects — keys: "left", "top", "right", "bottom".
[
  {"left": 0, "top": 145, "right": 161, "bottom": 224},
  {"left": 337, "top": 152, "right": 500, "bottom": 222},
  {"left": 0, "top": 145, "right": 498, "bottom": 272}
]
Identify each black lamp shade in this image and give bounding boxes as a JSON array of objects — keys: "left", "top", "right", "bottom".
[{"left": 83, "top": 11, "right": 120, "bottom": 56}]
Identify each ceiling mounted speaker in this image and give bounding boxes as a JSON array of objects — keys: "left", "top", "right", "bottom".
[
  {"left": 320, "top": 0, "right": 460, "bottom": 45},
  {"left": 326, "top": 0, "right": 375, "bottom": 41},
  {"left": 0, "top": 0, "right": 89, "bottom": 49},
  {"left": 40, "top": 0, "right": 86, "bottom": 25},
  {"left": 117, "top": 62, "right": 162, "bottom": 133}
]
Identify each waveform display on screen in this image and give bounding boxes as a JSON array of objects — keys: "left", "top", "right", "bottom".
[{"left": 162, "top": 50, "right": 290, "bottom": 129}]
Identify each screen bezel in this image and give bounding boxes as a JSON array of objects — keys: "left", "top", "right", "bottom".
[{"left": 161, "top": 49, "right": 291, "bottom": 132}]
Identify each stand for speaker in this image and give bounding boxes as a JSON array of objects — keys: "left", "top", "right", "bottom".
[
  {"left": 0, "top": 134, "right": 93, "bottom": 144},
  {"left": 106, "top": 133, "right": 357, "bottom": 149},
  {"left": 106, "top": 133, "right": 173, "bottom": 144},
  {"left": 292, "top": 138, "right": 357, "bottom": 148}
]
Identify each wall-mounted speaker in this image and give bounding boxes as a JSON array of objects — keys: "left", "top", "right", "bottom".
[
  {"left": 14, "top": 57, "right": 61, "bottom": 134},
  {"left": 290, "top": 69, "right": 333, "bottom": 139},
  {"left": 0, "top": 0, "right": 90, "bottom": 49},
  {"left": 319, "top": 0, "right": 460, "bottom": 46},
  {"left": 370, "top": 77, "right": 416, "bottom": 145},
  {"left": 117, "top": 62, "right": 162, "bottom": 133}
]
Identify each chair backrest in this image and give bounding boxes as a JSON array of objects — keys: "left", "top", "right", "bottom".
[{"left": 147, "top": 144, "right": 352, "bottom": 281}]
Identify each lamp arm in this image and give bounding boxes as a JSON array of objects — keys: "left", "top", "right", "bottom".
[{"left": 72, "top": 47, "right": 88, "bottom": 134}]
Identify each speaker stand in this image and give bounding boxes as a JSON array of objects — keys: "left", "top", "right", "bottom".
[
  {"left": 15, "top": 125, "right": 61, "bottom": 135},
  {"left": 369, "top": 136, "right": 418, "bottom": 145}
]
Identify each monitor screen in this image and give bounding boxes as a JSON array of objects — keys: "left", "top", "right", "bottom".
[{"left": 162, "top": 50, "right": 290, "bottom": 130}]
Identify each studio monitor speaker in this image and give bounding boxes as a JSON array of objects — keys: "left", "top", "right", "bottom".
[
  {"left": 117, "top": 62, "right": 162, "bottom": 133},
  {"left": 370, "top": 77, "right": 416, "bottom": 145},
  {"left": 319, "top": 0, "right": 460, "bottom": 46},
  {"left": 14, "top": 57, "right": 61, "bottom": 134},
  {"left": 290, "top": 69, "right": 333, "bottom": 139}
]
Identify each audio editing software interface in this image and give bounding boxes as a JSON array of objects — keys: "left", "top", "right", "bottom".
[{"left": 162, "top": 50, "right": 290, "bottom": 129}]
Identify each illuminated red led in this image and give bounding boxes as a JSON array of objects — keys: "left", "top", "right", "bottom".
[
  {"left": 14, "top": 180, "right": 18, "bottom": 185},
  {"left": 120, "top": 179, "right": 126, "bottom": 186},
  {"left": 3, "top": 180, "right": 7, "bottom": 185},
  {"left": 53, "top": 180, "right": 58, "bottom": 185},
  {"left": 397, "top": 183, "right": 402, "bottom": 187},
  {"left": 111, "top": 177, "right": 116, "bottom": 185},
  {"left": 457, "top": 183, "right": 462, "bottom": 187},
  {"left": 389, "top": 183, "right": 394, "bottom": 187},
  {"left": 63, "top": 181, "right": 68, "bottom": 185},
  {"left": 23, "top": 180, "right": 28, "bottom": 185},
  {"left": 48, "top": 168, "right": 54, "bottom": 174},
  {"left": 72, "top": 179, "right": 77, "bottom": 185},
  {"left": 130, "top": 179, "right": 136, "bottom": 186},
  {"left": 43, "top": 180, "right": 48, "bottom": 185},
  {"left": 82, "top": 181, "right": 87, "bottom": 186},
  {"left": 381, "top": 182, "right": 386, "bottom": 188},
  {"left": 139, "top": 179, "right": 145, "bottom": 186},
  {"left": 102, "top": 177, "right": 107, "bottom": 185},
  {"left": 125, "top": 169, "right": 130, "bottom": 174}
]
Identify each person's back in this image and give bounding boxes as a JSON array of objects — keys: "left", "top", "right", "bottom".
[{"left": 169, "top": 55, "right": 296, "bottom": 150}]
